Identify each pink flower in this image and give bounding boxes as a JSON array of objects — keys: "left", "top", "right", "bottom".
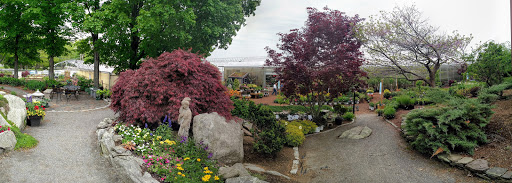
[{"left": 143, "top": 159, "right": 148, "bottom": 163}]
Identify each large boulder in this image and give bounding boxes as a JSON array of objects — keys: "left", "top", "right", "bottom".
[
  {"left": 192, "top": 112, "right": 243, "bottom": 165},
  {"left": 0, "top": 130, "right": 17, "bottom": 153},
  {"left": 5, "top": 95, "right": 27, "bottom": 130}
]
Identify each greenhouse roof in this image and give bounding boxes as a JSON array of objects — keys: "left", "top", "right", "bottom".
[
  {"left": 207, "top": 56, "right": 268, "bottom": 67},
  {"left": 55, "top": 60, "right": 115, "bottom": 73}
]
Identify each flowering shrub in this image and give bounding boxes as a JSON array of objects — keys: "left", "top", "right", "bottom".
[
  {"left": 26, "top": 101, "right": 45, "bottom": 117},
  {"left": 225, "top": 89, "right": 241, "bottom": 98},
  {"left": 111, "top": 49, "right": 233, "bottom": 125},
  {"left": 21, "top": 71, "right": 30, "bottom": 77},
  {"left": 114, "top": 122, "right": 222, "bottom": 182},
  {"left": 284, "top": 125, "right": 304, "bottom": 146},
  {"left": 0, "top": 125, "right": 11, "bottom": 134}
]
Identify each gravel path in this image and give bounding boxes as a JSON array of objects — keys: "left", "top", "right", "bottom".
[
  {"left": 0, "top": 108, "right": 120, "bottom": 183},
  {"left": 301, "top": 113, "right": 480, "bottom": 183},
  {"left": 1, "top": 85, "right": 28, "bottom": 96}
]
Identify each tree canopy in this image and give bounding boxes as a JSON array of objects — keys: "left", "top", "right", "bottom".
[
  {"left": 467, "top": 41, "right": 512, "bottom": 86},
  {"left": 359, "top": 5, "right": 472, "bottom": 87},
  {"left": 265, "top": 7, "right": 367, "bottom": 98},
  {"left": 0, "top": 0, "right": 41, "bottom": 78},
  {"left": 96, "top": 0, "right": 261, "bottom": 72}
]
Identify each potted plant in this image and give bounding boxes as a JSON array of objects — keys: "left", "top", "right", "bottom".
[
  {"left": 26, "top": 101, "right": 46, "bottom": 126},
  {"left": 369, "top": 102, "right": 375, "bottom": 110}
]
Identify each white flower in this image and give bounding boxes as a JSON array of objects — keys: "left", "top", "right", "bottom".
[{"left": 299, "top": 126, "right": 302, "bottom": 130}]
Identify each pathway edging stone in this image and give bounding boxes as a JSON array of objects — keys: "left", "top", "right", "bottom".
[{"left": 96, "top": 118, "right": 158, "bottom": 183}]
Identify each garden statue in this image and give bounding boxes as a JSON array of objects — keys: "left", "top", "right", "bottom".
[{"left": 178, "top": 97, "right": 192, "bottom": 138}]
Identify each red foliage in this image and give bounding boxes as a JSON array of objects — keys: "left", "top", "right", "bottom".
[
  {"left": 21, "top": 71, "right": 30, "bottom": 77},
  {"left": 110, "top": 49, "right": 233, "bottom": 124},
  {"left": 265, "top": 7, "right": 367, "bottom": 97}
]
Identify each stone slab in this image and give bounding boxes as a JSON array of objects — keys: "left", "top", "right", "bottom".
[
  {"left": 437, "top": 154, "right": 450, "bottom": 163},
  {"left": 338, "top": 126, "right": 372, "bottom": 139},
  {"left": 466, "top": 159, "right": 489, "bottom": 173},
  {"left": 502, "top": 171, "right": 512, "bottom": 179},
  {"left": 455, "top": 157, "right": 474, "bottom": 167},
  {"left": 447, "top": 154, "right": 463, "bottom": 162},
  {"left": 266, "top": 170, "right": 290, "bottom": 180},
  {"left": 485, "top": 167, "right": 508, "bottom": 179}
]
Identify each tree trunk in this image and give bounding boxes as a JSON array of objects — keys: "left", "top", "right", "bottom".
[
  {"left": 129, "top": 1, "right": 142, "bottom": 70},
  {"left": 13, "top": 35, "right": 19, "bottom": 78},
  {"left": 49, "top": 56, "right": 54, "bottom": 80},
  {"left": 92, "top": 33, "right": 100, "bottom": 88},
  {"left": 14, "top": 52, "right": 18, "bottom": 79}
]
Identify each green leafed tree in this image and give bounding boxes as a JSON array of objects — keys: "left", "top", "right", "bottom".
[
  {"left": 0, "top": 0, "right": 40, "bottom": 78},
  {"left": 359, "top": 5, "right": 472, "bottom": 87},
  {"left": 467, "top": 41, "right": 512, "bottom": 86},
  {"left": 32, "top": 0, "right": 71, "bottom": 80},
  {"left": 97, "top": 0, "right": 260, "bottom": 72},
  {"left": 67, "top": 0, "right": 103, "bottom": 87}
]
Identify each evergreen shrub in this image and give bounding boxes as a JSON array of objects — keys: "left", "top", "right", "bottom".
[
  {"left": 383, "top": 107, "right": 396, "bottom": 119},
  {"left": 403, "top": 98, "right": 492, "bottom": 155}
]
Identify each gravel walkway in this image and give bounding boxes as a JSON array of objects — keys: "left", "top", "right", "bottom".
[
  {"left": 301, "top": 113, "right": 480, "bottom": 183},
  {"left": 0, "top": 108, "right": 120, "bottom": 183},
  {"left": 1, "top": 85, "right": 28, "bottom": 96}
]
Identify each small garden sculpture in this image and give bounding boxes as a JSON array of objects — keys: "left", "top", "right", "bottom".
[{"left": 178, "top": 97, "right": 192, "bottom": 138}]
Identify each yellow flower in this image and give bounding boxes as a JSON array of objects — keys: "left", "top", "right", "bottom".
[
  {"left": 184, "top": 157, "right": 190, "bottom": 161},
  {"left": 181, "top": 174, "right": 185, "bottom": 177},
  {"left": 202, "top": 175, "right": 211, "bottom": 182},
  {"left": 197, "top": 158, "right": 201, "bottom": 162},
  {"left": 214, "top": 176, "right": 219, "bottom": 180},
  {"left": 159, "top": 141, "right": 164, "bottom": 144},
  {"left": 178, "top": 172, "right": 182, "bottom": 175},
  {"left": 204, "top": 167, "right": 208, "bottom": 170},
  {"left": 177, "top": 166, "right": 184, "bottom": 170},
  {"left": 203, "top": 170, "right": 213, "bottom": 174},
  {"left": 156, "top": 136, "right": 162, "bottom": 140},
  {"left": 176, "top": 163, "right": 182, "bottom": 166},
  {"left": 164, "top": 139, "right": 176, "bottom": 145}
]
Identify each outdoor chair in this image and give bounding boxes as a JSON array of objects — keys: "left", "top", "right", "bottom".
[{"left": 50, "top": 88, "right": 63, "bottom": 102}]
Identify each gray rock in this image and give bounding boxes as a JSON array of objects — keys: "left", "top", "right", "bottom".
[
  {"left": 243, "top": 121, "right": 253, "bottom": 130},
  {"left": 100, "top": 129, "right": 115, "bottom": 156},
  {"left": 502, "top": 171, "right": 512, "bottom": 179},
  {"left": 113, "top": 135, "right": 123, "bottom": 143},
  {"left": 293, "top": 147, "right": 299, "bottom": 160},
  {"left": 338, "top": 126, "right": 372, "bottom": 139},
  {"left": 266, "top": 170, "right": 290, "bottom": 180},
  {"left": 113, "top": 156, "right": 145, "bottom": 182},
  {"left": 112, "top": 146, "right": 132, "bottom": 157},
  {"left": 5, "top": 95, "right": 27, "bottom": 130},
  {"left": 0, "top": 115, "right": 10, "bottom": 128},
  {"left": 465, "top": 159, "right": 489, "bottom": 173},
  {"left": 103, "top": 118, "right": 114, "bottom": 124},
  {"left": 243, "top": 128, "right": 252, "bottom": 136},
  {"left": 97, "top": 122, "right": 110, "bottom": 129},
  {"left": 97, "top": 129, "right": 106, "bottom": 142},
  {"left": 0, "top": 91, "right": 6, "bottom": 95},
  {"left": 485, "top": 167, "right": 508, "bottom": 179},
  {"left": 0, "top": 130, "right": 16, "bottom": 152},
  {"left": 454, "top": 157, "right": 474, "bottom": 168},
  {"left": 193, "top": 112, "right": 243, "bottom": 165},
  {"left": 437, "top": 154, "right": 450, "bottom": 163},
  {"left": 446, "top": 154, "right": 463, "bottom": 163},
  {"left": 290, "top": 160, "right": 299, "bottom": 175},
  {"left": 219, "top": 163, "right": 250, "bottom": 178},
  {"left": 225, "top": 176, "right": 268, "bottom": 183},
  {"left": 244, "top": 163, "right": 265, "bottom": 172}
]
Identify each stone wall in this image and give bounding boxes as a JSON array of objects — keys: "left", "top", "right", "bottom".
[{"left": 96, "top": 118, "right": 158, "bottom": 183}]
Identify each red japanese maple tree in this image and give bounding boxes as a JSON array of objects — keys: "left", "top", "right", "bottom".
[
  {"left": 110, "top": 49, "right": 233, "bottom": 124},
  {"left": 266, "top": 7, "right": 367, "bottom": 99}
]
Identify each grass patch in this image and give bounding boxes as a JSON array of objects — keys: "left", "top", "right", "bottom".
[{"left": 1, "top": 112, "right": 38, "bottom": 150}]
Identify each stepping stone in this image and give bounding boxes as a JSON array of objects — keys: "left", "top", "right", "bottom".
[
  {"left": 338, "top": 126, "right": 372, "bottom": 139},
  {"left": 465, "top": 159, "right": 489, "bottom": 173},
  {"left": 446, "top": 154, "right": 463, "bottom": 162},
  {"left": 437, "top": 154, "right": 450, "bottom": 163},
  {"left": 485, "top": 167, "right": 508, "bottom": 179},
  {"left": 454, "top": 157, "right": 474, "bottom": 168},
  {"left": 502, "top": 171, "right": 512, "bottom": 180}
]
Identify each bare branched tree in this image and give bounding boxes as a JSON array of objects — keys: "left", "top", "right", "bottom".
[{"left": 359, "top": 5, "right": 472, "bottom": 87}]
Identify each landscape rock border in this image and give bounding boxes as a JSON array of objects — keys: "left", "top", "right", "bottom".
[
  {"left": 96, "top": 118, "right": 158, "bottom": 183},
  {"left": 398, "top": 117, "right": 512, "bottom": 182}
]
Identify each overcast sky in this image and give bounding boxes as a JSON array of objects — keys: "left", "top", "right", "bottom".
[{"left": 209, "top": 0, "right": 511, "bottom": 58}]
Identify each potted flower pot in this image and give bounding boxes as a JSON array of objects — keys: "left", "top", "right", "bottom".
[{"left": 28, "top": 116, "right": 43, "bottom": 126}]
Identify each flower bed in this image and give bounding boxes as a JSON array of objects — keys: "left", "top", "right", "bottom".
[{"left": 113, "top": 121, "right": 222, "bottom": 182}]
